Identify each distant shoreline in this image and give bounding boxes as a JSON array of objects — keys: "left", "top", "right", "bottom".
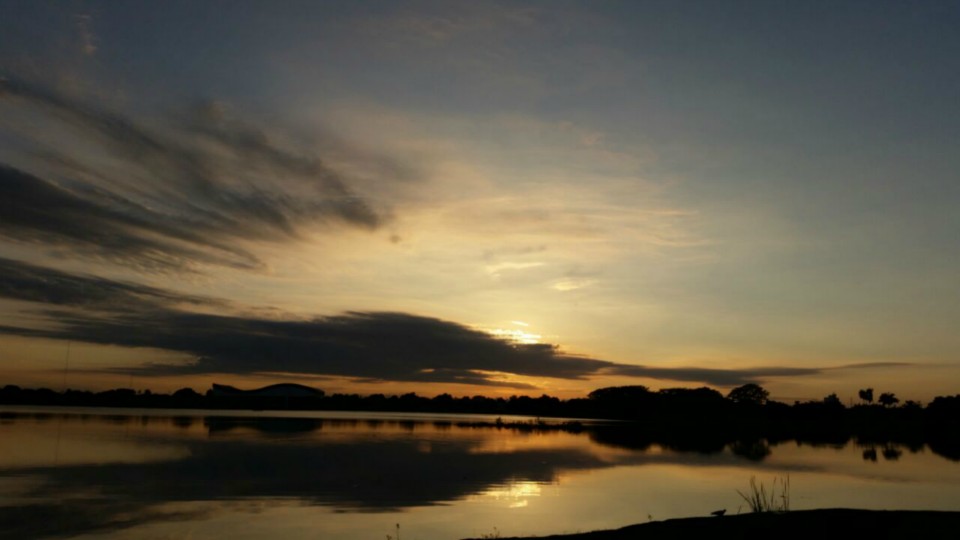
[
  {"left": 464, "top": 509, "right": 960, "bottom": 539},
  {"left": 5, "top": 404, "right": 960, "bottom": 464},
  {"left": 3, "top": 384, "right": 960, "bottom": 460},
  {"left": 0, "top": 403, "right": 602, "bottom": 426}
]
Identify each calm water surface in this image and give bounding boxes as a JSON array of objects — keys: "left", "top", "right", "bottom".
[{"left": 2, "top": 407, "right": 959, "bottom": 539}]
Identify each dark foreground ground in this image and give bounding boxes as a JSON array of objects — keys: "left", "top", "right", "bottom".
[{"left": 464, "top": 509, "right": 960, "bottom": 540}]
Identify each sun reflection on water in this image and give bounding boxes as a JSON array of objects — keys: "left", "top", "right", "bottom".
[{"left": 476, "top": 481, "right": 544, "bottom": 509}]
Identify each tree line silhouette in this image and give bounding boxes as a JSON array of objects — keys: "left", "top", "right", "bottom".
[{"left": 2, "top": 382, "right": 958, "bottom": 457}]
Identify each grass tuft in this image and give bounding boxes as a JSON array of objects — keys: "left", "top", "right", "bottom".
[{"left": 736, "top": 475, "right": 790, "bottom": 513}]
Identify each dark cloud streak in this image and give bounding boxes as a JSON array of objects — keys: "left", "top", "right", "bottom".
[
  {"left": 0, "top": 78, "right": 387, "bottom": 272},
  {"left": 0, "top": 258, "right": 601, "bottom": 388},
  {"left": 11, "top": 309, "right": 603, "bottom": 389},
  {"left": 0, "top": 257, "right": 225, "bottom": 312},
  {"left": 606, "top": 365, "right": 823, "bottom": 387},
  {"left": 0, "top": 164, "right": 262, "bottom": 271},
  {"left": 0, "top": 260, "right": 913, "bottom": 389}
]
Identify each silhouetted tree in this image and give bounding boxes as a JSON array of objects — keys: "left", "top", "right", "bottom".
[
  {"left": 587, "top": 385, "right": 651, "bottom": 401},
  {"left": 878, "top": 392, "right": 899, "bottom": 407},
  {"left": 823, "top": 393, "right": 843, "bottom": 407},
  {"left": 656, "top": 387, "right": 727, "bottom": 425},
  {"left": 173, "top": 387, "right": 201, "bottom": 399},
  {"left": 902, "top": 400, "right": 922, "bottom": 411},
  {"left": 881, "top": 445, "right": 903, "bottom": 461},
  {"left": 858, "top": 388, "right": 874, "bottom": 404},
  {"left": 730, "top": 439, "right": 772, "bottom": 461},
  {"left": 727, "top": 383, "right": 769, "bottom": 406},
  {"left": 658, "top": 387, "right": 726, "bottom": 411},
  {"left": 586, "top": 385, "right": 654, "bottom": 419},
  {"left": 433, "top": 393, "right": 454, "bottom": 407}
]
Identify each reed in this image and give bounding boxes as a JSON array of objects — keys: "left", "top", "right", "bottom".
[{"left": 737, "top": 475, "right": 790, "bottom": 513}]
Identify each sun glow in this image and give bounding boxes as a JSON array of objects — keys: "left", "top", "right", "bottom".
[
  {"left": 488, "top": 328, "right": 542, "bottom": 345},
  {"left": 478, "top": 481, "right": 544, "bottom": 508}
]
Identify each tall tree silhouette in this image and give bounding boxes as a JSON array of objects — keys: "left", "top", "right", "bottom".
[{"left": 878, "top": 392, "right": 900, "bottom": 407}]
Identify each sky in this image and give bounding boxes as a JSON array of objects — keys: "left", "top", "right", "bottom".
[{"left": 1, "top": 0, "right": 958, "bottom": 402}]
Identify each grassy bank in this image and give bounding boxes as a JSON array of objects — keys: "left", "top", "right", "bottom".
[{"left": 463, "top": 509, "right": 960, "bottom": 539}]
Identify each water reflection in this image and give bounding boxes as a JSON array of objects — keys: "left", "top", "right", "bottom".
[
  {"left": 1, "top": 409, "right": 959, "bottom": 539},
  {"left": 860, "top": 444, "right": 906, "bottom": 462},
  {"left": 4, "top": 416, "right": 617, "bottom": 510}
]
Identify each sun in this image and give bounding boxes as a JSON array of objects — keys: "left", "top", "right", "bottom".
[{"left": 486, "top": 321, "right": 542, "bottom": 345}]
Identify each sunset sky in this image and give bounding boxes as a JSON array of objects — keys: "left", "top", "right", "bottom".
[{"left": 1, "top": 1, "right": 959, "bottom": 402}]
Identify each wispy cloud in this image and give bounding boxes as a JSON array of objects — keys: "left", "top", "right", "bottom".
[
  {"left": 0, "top": 257, "right": 226, "bottom": 312},
  {"left": 552, "top": 278, "right": 595, "bottom": 292},
  {"left": 485, "top": 261, "right": 544, "bottom": 278},
  {"left": 0, "top": 164, "right": 264, "bottom": 271},
  {"left": 606, "top": 365, "right": 822, "bottom": 387},
  {"left": 0, "top": 78, "right": 390, "bottom": 272},
  {"left": 74, "top": 14, "right": 97, "bottom": 56}
]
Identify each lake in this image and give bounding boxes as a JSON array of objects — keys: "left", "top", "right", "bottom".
[{"left": 2, "top": 407, "right": 959, "bottom": 539}]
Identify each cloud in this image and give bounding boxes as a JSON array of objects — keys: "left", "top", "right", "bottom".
[
  {"left": 606, "top": 365, "right": 822, "bottom": 387},
  {"left": 0, "top": 78, "right": 388, "bottom": 272},
  {"left": 829, "top": 362, "right": 914, "bottom": 370},
  {"left": 0, "top": 164, "right": 263, "bottom": 271},
  {"left": 606, "top": 362, "right": 913, "bottom": 387},
  {"left": 552, "top": 277, "right": 596, "bottom": 291},
  {"left": 43, "top": 311, "right": 610, "bottom": 389},
  {"left": 74, "top": 14, "right": 97, "bottom": 56},
  {"left": 8, "top": 417, "right": 616, "bottom": 516},
  {"left": 0, "top": 501, "right": 208, "bottom": 539},
  {"left": 0, "top": 261, "right": 602, "bottom": 387},
  {"left": 0, "top": 257, "right": 225, "bottom": 312},
  {"left": 485, "top": 261, "right": 544, "bottom": 277},
  {"left": 0, "top": 261, "right": 915, "bottom": 389}
]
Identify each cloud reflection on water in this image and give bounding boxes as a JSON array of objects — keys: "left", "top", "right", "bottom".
[{"left": 0, "top": 411, "right": 954, "bottom": 538}]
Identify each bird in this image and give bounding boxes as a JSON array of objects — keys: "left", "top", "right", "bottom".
[{"left": 711, "top": 509, "right": 726, "bottom": 517}]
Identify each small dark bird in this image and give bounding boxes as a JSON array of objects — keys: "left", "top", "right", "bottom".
[{"left": 711, "top": 509, "right": 726, "bottom": 517}]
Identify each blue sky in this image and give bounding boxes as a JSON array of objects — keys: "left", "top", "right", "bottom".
[{"left": 1, "top": 1, "right": 959, "bottom": 401}]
